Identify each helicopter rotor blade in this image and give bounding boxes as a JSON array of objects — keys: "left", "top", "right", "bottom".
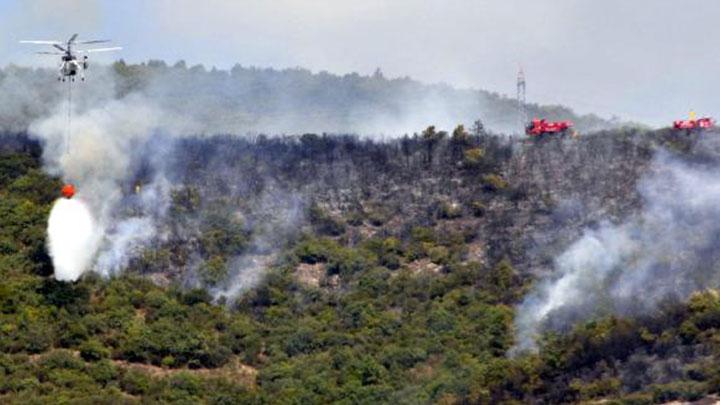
[
  {"left": 19, "top": 40, "right": 62, "bottom": 45},
  {"left": 79, "top": 47, "right": 122, "bottom": 53},
  {"left": 53, "top": 44, "right": 67, "bottom": 52},
  {"left": 68, "top": 33, "right": 78, "bottom": 44},
  {"left": 78, "top": 39, "right": 110, "bottom": 44},
  {"left": 35, "top": 51, "right": 64, "bottom": 55}
]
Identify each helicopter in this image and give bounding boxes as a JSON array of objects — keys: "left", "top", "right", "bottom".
[{"left": 20, "top": 34, "right": 121, "bottom": 81}]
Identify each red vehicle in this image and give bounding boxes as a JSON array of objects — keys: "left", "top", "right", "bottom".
[
  {"left": 673, "top": 117, "right": 714, "bottom": 131},
  {"left": 525, "top": 118, "right": 574, "bottom": 137}
]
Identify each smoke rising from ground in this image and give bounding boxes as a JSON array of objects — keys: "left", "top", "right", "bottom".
[
  {"left": 28, "top": 76, "right": 180, "bottom": 281},
  {"left": 47, "top": 198, "right": 99, "bottom": 281},
  {"left": 34, "top": 98, "right": 154, "bottom": 275},
  {"left": 0, "top": 63, "right": 612, "bottom": 138},
  {"left": 6, "top": 63, "right": 520, "bottom": 287},
  {"left": 21, "top": 68, "right": 306, "bottom": 296},
  {"left": 2, "top": 59, "right": 602, "bottom": 291},
  {"left": 210, "top": 188, "right": 304, "bottom": 303},
  {"left": 514, "top": 150, "right": 720, "bottom": 352}
]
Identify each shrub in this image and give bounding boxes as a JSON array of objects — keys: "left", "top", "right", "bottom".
[
  {"left": 170, "top": 187, "right": 201, "bottom": 216},
  {"left": 20, "top": 321, "right": 54, "bottom": 353},
  {"left": 482, "top": 174, "right": 508, "bottom": 192},
  {"left": 569, "top": 377, "right": 621, "bottom": 400},
  {"left": 380, "top": 253, "right": 401, "bottom": 270},
  {"left": 168, "top": 372, "right": 203, "bottom": 398},
  {"left": 120, "top": 369, "right": 152, "bottom": 396},
  {"left": 295, "top": 238, "right": 335, "bottom": 264},
  {"left": 200, "top": 340, "right": 232, "bottom": 368},
  {"left": 367, "top": 208, "right": 391, "bottom": 226},
  {"left": 437, "top": 202, "right": 463, "bottom": 219},
  {"left": 39, "top": 350, "right": 85, "bottom": 371},
  {"left": 80, "top": 339, "right": 110, "bottom": 362},
  {"left": 87, "top": 360, "right": 118, "bottom": 386},
  {"left": 411, "top": 227, "right": 435, "bottom": 243},
  {"left": 428, "top": 246, "right": 450, "bottom": 265},
  {"left": 381, "top": 345, "right": 427, "bottom": 370},
  {"left": 487, "top": 259, "right": 517, "bottom": 295},
  {"left": 284, "top": 328, "right": 317, "bottom": 357},
  {"left": 180, "top": 288, "right": 213, "bottom": 306},
  {"left": 651, "top": 381, "right": 708, "bottom": 403},
  {"left": 309, "top": 204, "right": 346, "bottom": 236},
  {"left": 470, "top": 201, "right": 486, "bottom": 217},
  {"left": 327, "top": 248, "right": 375, "bottom": 277},
  {"left": 382, "top": 237, "right": 403, "bottom": 255},
  {"left": 199, "top": 226, "right": 248, "bottom": 258},
  {"left": 346, "top": 211, "right": 365, "bottom": 226},
  {"left": 199, "top": 256, "right": 229, "bottom": 287},
  {"left": 162, "top": 356, "right": 176, "bottom": 368},
  {"left": 463, "top": 148, "right": 485, "bottom": 167}
]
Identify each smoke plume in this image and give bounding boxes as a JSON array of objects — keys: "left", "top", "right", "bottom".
[
  {"left": 47, "top": 198, "right": 99, "bottom": 281},
  {"left": 33, "top": 96, "right": 159, "bottom": 279},
  {"left": 514, "top": 149, "right": 720, "bottom": 352},
  {"left": 26, "top": 69, "right": 300, "bottom": 294},
  {"left": 0, "top": 63, "right": 614, "bottom": 138}
]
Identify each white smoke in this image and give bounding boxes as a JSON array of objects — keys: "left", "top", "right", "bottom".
[
  {"left": 513, "top": 150, "right": 720, "bottom": 353},
  {"left": 211, "top": 255, "right": 270, "bottom": 303},
  {"left": 29, "top": 74, "right": 285, "bottom": 292},
  {"left": 30, "top": 82, "right": 174, "bottom": 281},
  {"left": 210, "top": 187, "right": 304, "bottom": 303},
  {"left": 47, "top": 198, "right": 100, "bottom": 281},
  {"left": 94, "top": 216, "right": 156, "bottom": 276},
  {"left": 94, "top": 176, "right": 172, "bottom": 276}
]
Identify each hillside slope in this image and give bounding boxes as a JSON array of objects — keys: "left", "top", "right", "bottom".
[
  {"left": 0, "top": 61, "right": 616, "bottom": 136},
  {"left": 2, "top": 128, "right": 720, "bottom": 403}
]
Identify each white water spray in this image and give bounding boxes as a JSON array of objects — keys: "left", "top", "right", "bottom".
[{"left": 47, "top": 198, "right": 99, "bottom": 281}]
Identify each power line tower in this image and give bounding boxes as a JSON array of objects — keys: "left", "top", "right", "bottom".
[{"left": 517, "top": 67, "right": 527, "bottom": 132}]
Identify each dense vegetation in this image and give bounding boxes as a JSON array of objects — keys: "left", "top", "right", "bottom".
[
  {"left": 2, "top": 130, "right": 720, "bottom": 404},
  {"left": 0, "top": 61, "right": 615, "bottom": 136},
  {"left": 110, "top": 60, "right": 616, "bottom": 134}
]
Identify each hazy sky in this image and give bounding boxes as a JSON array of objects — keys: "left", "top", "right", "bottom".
[{"left": 1, "top": 0, "right": 719, "bottom": 126}]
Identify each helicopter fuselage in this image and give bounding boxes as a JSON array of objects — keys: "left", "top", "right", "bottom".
[{"left": 58, "top": 53, "right": 87, "bottom": 81}]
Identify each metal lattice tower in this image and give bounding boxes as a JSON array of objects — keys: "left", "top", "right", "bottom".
[{"left": 517, "top": 67, "right": 527, "bottom": 131}]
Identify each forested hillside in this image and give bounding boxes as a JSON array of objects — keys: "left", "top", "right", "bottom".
[
  {"left": 2, "top": 128, "right": 720, "bottom": 403},
  {"left": 0, "top": 61, "right": 615, "bottom": 136}
]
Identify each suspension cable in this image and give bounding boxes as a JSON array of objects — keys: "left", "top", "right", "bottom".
[{"left": 66, "top": 77, "right": 72, "bottom": 155}]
